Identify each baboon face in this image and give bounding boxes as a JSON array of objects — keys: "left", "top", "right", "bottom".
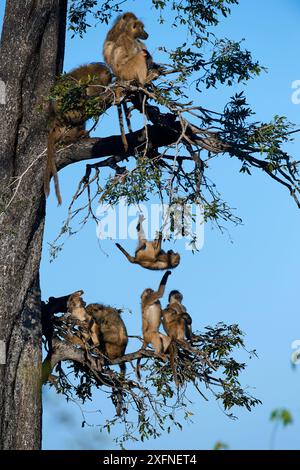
[
  {"left": 169, "top": 290, "right": 183, "bottom": 303},
  {"left": 169, "top": 251, "right": 180, "bottom": 268},
  {"left": 67, "top": 291, "right": 86, "bottom": 311},
  {"left": 130, "top": 20, "right": 149, "bottom": 40},
  {"left": 141, "top": 288, "right": 154, "bottom": 302}
]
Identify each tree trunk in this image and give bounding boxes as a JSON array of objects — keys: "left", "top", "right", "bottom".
[{"left": 0, "top": 0, "right": 67, "bottom": 450}]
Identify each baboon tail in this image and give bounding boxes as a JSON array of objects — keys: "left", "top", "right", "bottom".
[
  {"left": 113, "top": 364, "right": 126, "bottom": 417},
  {"left": 45, "top": 129, "right": 62, "bottom": 205},
  {"left": 117, "top": 103, "right": 128, "bottom": 152},
  {"left": 169, "top": 341, "right": 180, "bottom": 388},
  {"left": 136, "top": 357, "right": 142, "bottom": 380},
  {"left": 44, "top": 131, "right": 54, "bottom": 198},
  {"left": 119, "top": 362, "right": 126, "bottom": 377}
]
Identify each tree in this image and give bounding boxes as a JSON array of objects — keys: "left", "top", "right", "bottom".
[{"left": 0, "top": 0, "right": 299, "bottom": 450}]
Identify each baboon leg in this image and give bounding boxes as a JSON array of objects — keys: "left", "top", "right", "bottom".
[
  {"left": 169, "top": 341, "right": 180, "bottom": 388},
  {"left": 122, "top": 101, "right": 133, "bottom": 133},
  {"left": 90, "top": 322, "right": 100, "bottom": 346},
  {"left": 185, "top": 323, "right": 192, "bottom": 341},
  {"left": 124, "top": 53, "right": 148, "bottom": 85},
  {"left": 136, "top": 214, "right": 148, "bottom": 252},
  {"left": 150, "top": 332, "right": 163, "bottom": 354},
  {"left": 117, "top": 103, "right": 128, "bottom": 152},
  {"left": 160, "top": 333, "right": 172, "bottom": 353}
]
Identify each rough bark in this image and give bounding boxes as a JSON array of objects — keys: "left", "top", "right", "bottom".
[{"left": 0, "top": 0, "right": 67, "bottom": 450}]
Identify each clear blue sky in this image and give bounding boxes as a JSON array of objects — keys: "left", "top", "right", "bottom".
[{"left": 1, "top": 0, "right": 300, "bottom": 450}]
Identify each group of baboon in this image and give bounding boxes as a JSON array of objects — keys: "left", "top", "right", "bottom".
[
  {"left": 43, "top": 13, "right": 193, "bottom": 377},
  {"left": 44, "top": 12, "right": 155, "bottom": 204},
  {"left": 65, "top": 215, "right": 192, "bottom": 376}
]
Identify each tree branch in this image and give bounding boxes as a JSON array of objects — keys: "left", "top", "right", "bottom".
[
  {"left": 57, "top": 123, "right": 183, "bottom": 170},
  {"left": 48, "top": 337, "right": 169, "bottom": 373}
]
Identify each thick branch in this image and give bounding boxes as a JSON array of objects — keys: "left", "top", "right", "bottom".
[
  {"left": 46, "top": 337, "right": 168, "bottom": 377},
  {"left": 57, "top": 124, "right": 182, "bottom": 170}
]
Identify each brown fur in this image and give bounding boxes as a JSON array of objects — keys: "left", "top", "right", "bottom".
[
  {"left": 109, "top": 19, "right": 149, "bottom": 85},
  {"left": 140, "top": 271, "right": 172, "bottom": 354},
  {"left": 103, "top": 14, "right": 153, "bottom": 151},
  {"left": 66, "top": 292, "right": 129, "bottom": 365},
  {"left": 86, "top": 303, "right": 128, "bottom": 415},
  {"left": 86, "top": 303, "right": 128, "bottom": 364},
  {"left": 67, "top": 290, "right": 100, "bottom": 346},
  {"left": 44, "top": 62, "right": 112, "bottom": 205},
  {"left": 69, "top": 62, "right": 112, "bottom": 96},
  {"left": 116, "top": 215, "right": 180, "bottom": 271},
  {"left": 103, "top": 12, "right": 138, "bottom": 65},
  {"left": 162, "top": 290, "right": 192, "bottom": 341}
]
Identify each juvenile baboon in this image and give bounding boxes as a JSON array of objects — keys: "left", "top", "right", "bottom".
[
  {"left": 162, "top": 290, "right": 192, "bottom": 341},
  {"left": 45, "top": 62, "right": 112, "bottom": 205},
  {"left": 86, "top": 303, "right": 128, "bottom": 373},
  {"left": 67, "top": 290, "right": 100, "bottom": 347},
  {"left": 103, "top": 12, "right": 138, "bottom": 65},
  {"left": 68, "top": 62, "right": 112, "bottom": 97},
  {"left": 109, "top": 19, "right": 149, "bottom": 85},
  {"left": 116, "top": 214, "right": 180, "bottom": 271},
  {"left": 86, "top": 303, "right": 128, "bottom": 415},
  {"left": 67, "top": 290, "right": 88, "bottom": 322},
  {"left": 140, "top": 270, "right": 172, "bottom": 354},
  {"left": 103, "top": 13, "right": 155, "bottom": 151},
  {"left": 104, "top": 12, "right": 154, "bottom": 73},
  {"left": 105, "top": 16, "right": 149, "bottom": 150}
]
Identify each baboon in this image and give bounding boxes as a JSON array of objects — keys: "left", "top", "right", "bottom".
[
  {"left": 162, "top": 290, "right": 192, "bottom": 341},
  {"left": 103, "top": 12, "right": 138, "bottom": 65},
  {"left": 41, "top": 292, "right": 72, "bottom": 353},
  {"left": 103, "top": 13, "right": 156, "bottom": 151},
  {"left": 116, "top": 214, "right": 180, "bottom": 271},
  {"left": 67, "top": 294, "right": 128, "bottom": 368},
  {"left": 105, "top": 16, "right": 149, "bottom": 150},
  {"left": 86, "top": 303, "right": 128, "bottom": 373},
  {"left": 104, "top": 12, "right": 154, "bottom": 75},
  {"left": 86, "top": 303, "right": 128, "bottom": 415},
  {"left": 67, "top": 290, "right": 100, "bottom": 347},
  {"left": 109, "top": 19, "right": 149, "bottom": 85},
  {"left": 140, "top": 270, "right": 172, "bottom": 354},
  {"left": 44, "top": 62, "right": 112, "bottom": 205}
]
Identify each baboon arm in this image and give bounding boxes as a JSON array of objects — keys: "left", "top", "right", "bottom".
[
  {"left": 185, "top": 324, "right": 192, "bottom": 341},
  {"left": 183, "top": 312, "right": 192, "bottom": 325},
  {"left": 115, "top": 51, "right": 147, "bottom": 85},
  {"left": 115, "top": 243, "right": 136, "bottom": 263}
]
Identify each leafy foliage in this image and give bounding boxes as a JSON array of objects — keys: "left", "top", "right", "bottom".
[
  {"left": 69, "top": 0, "right": 125, "bottom": 37},
  {"left": 49, "top": 72, "right": 112, "bottom": 125},
  {"left": 69, "top": 0, "right": 240, "bottom": 38},
  {"left": 47, "top": 316, "right": 261, "bottom": 446},
  {"left": 48, "top": 0, "right": 300, "bottom": 252}
]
